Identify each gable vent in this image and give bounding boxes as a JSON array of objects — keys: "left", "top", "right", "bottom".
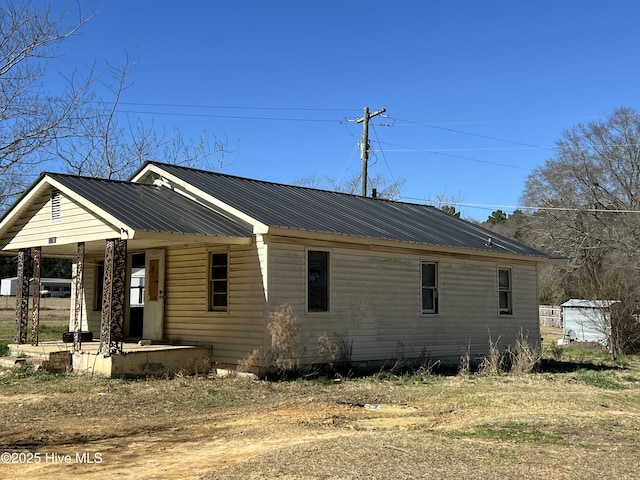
[{"left": 51, "top": 190, "right": 61, "bottom": 222}]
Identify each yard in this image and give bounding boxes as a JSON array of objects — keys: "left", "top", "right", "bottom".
[{"left": 1, "top": 302, "right": 639, "bottom": 479}]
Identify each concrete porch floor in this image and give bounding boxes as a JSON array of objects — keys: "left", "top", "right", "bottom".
[{"left": 6, "top": 341, "right": 214, "bottom": 378}]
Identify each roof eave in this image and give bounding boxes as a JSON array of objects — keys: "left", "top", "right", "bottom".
[{"left": 266, "top": 226, "right": 548, "bottom": 261}]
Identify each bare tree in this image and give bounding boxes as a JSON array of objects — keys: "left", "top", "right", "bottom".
[
  {"left": 521, "top": 107, "right": 640, "bottom": 355},
  {"left": 55, "top": 57, "right": 237, "bottom": 180},
  {"left": 0, "top": 1, "right": 236, "bottom": 212},
  {"left": 0, "top": 1, "right": 95, "bottom": 208},
  {"left": 295, "top": 172, "right": 406, "bottom": 199}
]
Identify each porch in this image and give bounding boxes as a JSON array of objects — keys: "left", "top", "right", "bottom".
[{"left": 5, "top": 340, "right": 214, "bottom": 378}]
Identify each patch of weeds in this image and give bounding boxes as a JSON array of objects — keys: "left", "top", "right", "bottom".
[
  {"left": 614, "top": 356, "right": 630, "bottom": 368},
  {"left": 574, "top": 369, "right": 624, "bottom": 389},
  {"left": 548, "top": 343, "right": 564, "bottom": 361},
  {"left": 0, "top": 341, "right": 8, "bottom": 356},
  {"left": 458, "top": 343, "right": 472, "bottom": 376},
  {"left": 509, "top": 331, "right": 542, "bottom": 374},
  {"left": 478, "top": 336, "right": 507, "bottom": 375},
  {"left": 268, "top": 304, "right": 301, "bottom": 375}
]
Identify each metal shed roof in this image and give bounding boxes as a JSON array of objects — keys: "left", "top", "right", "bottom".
[
  {"left": 140, "top": 162, "right": 547, "bottom": 257},
  {"left": 47, "top": 173, "right": 252, "bottom": 238},
  {"left": 561, "top": 299, "right": 618, "bottom": 309}
]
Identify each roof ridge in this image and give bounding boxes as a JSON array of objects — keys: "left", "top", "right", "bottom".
[
  {"left": 145, "top": 161, "right": 437, "bottom": 208},
  {"left": 47, "top": 172, "right": 151, "bottom": 186}
]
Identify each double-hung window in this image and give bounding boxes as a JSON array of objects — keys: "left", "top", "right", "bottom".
[
  {"left": 498, "top": 267, "right": 512, "bottom": 315},
  {"left": 209, "top": 252, "right": 229, "bottom": 311},
  {"left": 308, "top": 250, "right": 329, "bottom": 312},
  {"left": 421, "top": 261, "right": 438, "bottom": 314}
]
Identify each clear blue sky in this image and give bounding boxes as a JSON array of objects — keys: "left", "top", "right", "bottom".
[{"left": 44, "top": 1, "right": 640, "bottom": 220}]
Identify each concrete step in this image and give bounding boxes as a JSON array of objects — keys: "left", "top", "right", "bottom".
[
  {"left": 0, "top": 355, "right": 44, "bottom": 369},
  {"left": 0, "top": 350, "right": 69, "bottom": 373}
]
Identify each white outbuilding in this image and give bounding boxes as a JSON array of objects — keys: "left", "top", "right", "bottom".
[{"left": 561, "top": 299, "right": 618, "bottom": 345}]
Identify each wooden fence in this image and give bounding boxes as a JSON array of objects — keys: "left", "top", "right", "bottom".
[{"left": 539, "top": 305, "right": 561, "bottom": 327}]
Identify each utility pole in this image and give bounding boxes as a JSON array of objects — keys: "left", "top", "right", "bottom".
[{"left": 356, "top": 106, "right": 386, "bottom": 197}]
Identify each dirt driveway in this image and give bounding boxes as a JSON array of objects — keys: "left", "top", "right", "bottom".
[
  {"left": 2, "top": 367, "right": 640, "bottom": 480},
  {"left": 0, "top": 388, "right": 437, "bottom": 479}
]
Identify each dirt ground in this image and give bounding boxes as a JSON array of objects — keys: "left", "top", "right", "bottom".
[
  {"left": 2, "top": 370, "right": 640, "bottom": 480},
  {"left": 1, "top": 311, "right": 640, "bottom": 479},
  {"left": 0, "top": 381, "right": 452, "bottom": 479}
]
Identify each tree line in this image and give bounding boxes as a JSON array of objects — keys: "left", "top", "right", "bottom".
[{"left": 478, "top": 107, "right": 640, "bottom": 355}]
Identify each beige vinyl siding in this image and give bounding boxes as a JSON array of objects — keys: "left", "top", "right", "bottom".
[
  {"left": 69, "top": 256, "right": 104, "bottom": 335},
  {"left": 268, "top": 242, "right": 306, "bottom": 312},
  {"left": 162, "top": 244, "right": 266, "bottom": 366},
  {"left": 268, "top": 239, "right": 540, "bottom": 366},
  {"left": 3, "top": 190, "right": 119, "bottom": 250}
]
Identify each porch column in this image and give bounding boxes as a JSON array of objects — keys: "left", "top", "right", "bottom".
[
  {"left": 13, "top": 248, "right": 31, "bottom": 344},
  {"left": 31, "top": 247, "right": 41, "bottom": 346},
  {"left": 73, "top": 242, "right": 85, "bottom": 352},
  {"left": 99, "top": 238, "right": 127, "bottom": 356}
]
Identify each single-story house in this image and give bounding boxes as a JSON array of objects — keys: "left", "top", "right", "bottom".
[
  {"left": 0, "top": 161, "right": 548, "bottom": 374},
  {"left": 561, "top": 299, "right": 617, "bottom": 345}
]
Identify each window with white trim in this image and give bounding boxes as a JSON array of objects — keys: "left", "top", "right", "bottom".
[
  {"left": 498, "top": 268, "right": 512, "bottom": 315},
  {"left": 421, "top": 261, "right": 438, "bottom": 314},
  {"left": 209, "top": 252, "right": 229, "bottom": 311}
]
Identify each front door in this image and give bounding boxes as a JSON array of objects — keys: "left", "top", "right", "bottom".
[{"left": 142, "top": 249, "right": 165, "bottom": 340}]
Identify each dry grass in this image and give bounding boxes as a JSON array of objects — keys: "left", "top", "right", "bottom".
[
  {"left": 0, "top": 349, "right": 639, "bottom": 479},
  {"left": 0, "top": 297, "right": 70, "bottom": 354},
  {"left": 1, "top": 313, "right": 639, "bottom": 479}
]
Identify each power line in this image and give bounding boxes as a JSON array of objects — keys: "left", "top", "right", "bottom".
[
  {"left": 401, "top": 198, "right": 640, "bottom": 214},
  {"left": 374, "top": 141, "right": 534, "bottom": 171},
  {"left": 389, "top": 116, "right": 557, "bottom": 152},
  {"left": 370, "top": 123, "right": 397, "bottom": 184},
  {"left": 117, "top": 102, "right": 358, "bottom": 112},
  {"left": 115, "top": 109, "right": 342, "bottom": 123}
]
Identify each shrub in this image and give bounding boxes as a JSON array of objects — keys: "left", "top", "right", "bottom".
[
  {"left": 267, "top": 304, "right": 301, "bottom": 375},
  {"left": 317, "top": 334, "right": 338, "bottom": 368},
  {"left": 478, "top": 336, "right": 506, "bottom": 375},
  {"left": 510, "top": 331, "right": 542, "bottom": 374},
  {"left": 459, "top": 343, "right": 472, "bottom": 376}
]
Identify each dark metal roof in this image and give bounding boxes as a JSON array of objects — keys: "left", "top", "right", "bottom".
[
  {"left": 48, "top": 173, "right": 252, "bottom": 238},
  {"left": 143, "top": 162, "right": 547, "bottom": 257}
]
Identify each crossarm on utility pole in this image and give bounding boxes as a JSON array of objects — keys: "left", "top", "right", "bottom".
[{"left": 356, "top": 106, "right": 386, "bottom": 197}]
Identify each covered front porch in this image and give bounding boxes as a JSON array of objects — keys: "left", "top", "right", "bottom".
[{"left": 0, "top": 171, "right": 254, "bottom": 376}]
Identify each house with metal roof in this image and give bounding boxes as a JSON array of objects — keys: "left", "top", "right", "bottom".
[{"left": 0, "top": 161, "right": 548, "bottom": 376}]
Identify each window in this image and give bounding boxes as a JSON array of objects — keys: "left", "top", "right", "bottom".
[
  {"left": 51, "top": 190, "right": 61, "bottom": 222},
  {"left": 498, "top": 268, "right": 512, "bottom": 315},
  {"left": 308, "top": 250, "right": 329, "bottom": 312},
  {"left": 421, "top": 262, "right": 438, "bottom": 314},
  {"left": 209, "top": 252, "right": 228, "bottom": 311}
]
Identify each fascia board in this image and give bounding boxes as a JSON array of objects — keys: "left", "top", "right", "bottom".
[{"left": 45, "top": 176, "right": 135, "bottom": 239}]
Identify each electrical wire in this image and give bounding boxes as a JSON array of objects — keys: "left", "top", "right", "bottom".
[
  {"left": 115, "top": 109, "right": 341, "bottom": 123},
  {"left": 370, "top": 123, "right": 397, "bottom": 183},
  {"left": 116, "top": 102, "right": 358, "bottom": 112},
  {"left": 388, "top": 116, "right": 557, "bottom": 152},
  {"left": 373, "top": 141, "right": 534, "bottom": 171},
  {"left": 398, "top": 198, "right": 640, "bottom": 214}
]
